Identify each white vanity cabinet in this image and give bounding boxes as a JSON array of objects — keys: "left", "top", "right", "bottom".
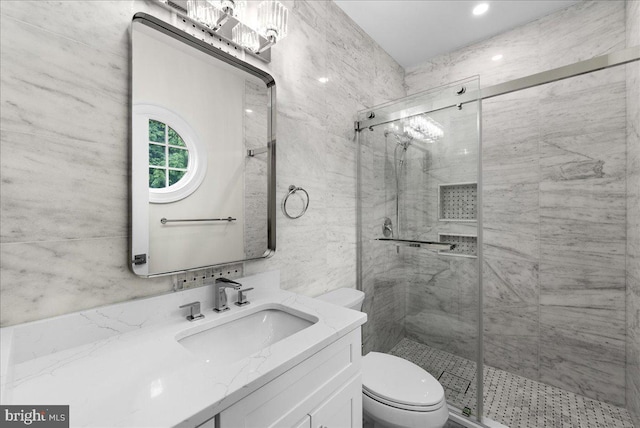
[{"left": 218, "top": 329, "right": 362, "bottom": 428}]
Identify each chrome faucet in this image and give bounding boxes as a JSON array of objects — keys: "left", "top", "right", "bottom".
[{"left": 213, "top": 277, "right": 242, "bottom": 312}]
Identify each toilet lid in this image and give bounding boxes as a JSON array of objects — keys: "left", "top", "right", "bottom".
[{"left": 362, "top": 352, "right": 445, "bottom": 408}]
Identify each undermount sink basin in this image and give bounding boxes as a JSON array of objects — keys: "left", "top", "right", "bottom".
[{"left": 177, "top": 308, "right": 316, "bottom": 365}]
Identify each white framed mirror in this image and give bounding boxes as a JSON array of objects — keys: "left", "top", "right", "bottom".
[{"left": 131, "top": 13, "right": 276, "bottom": 277}]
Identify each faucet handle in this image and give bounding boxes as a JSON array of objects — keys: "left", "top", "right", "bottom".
[
  {"left": 235, "top": 287, "right": 254, "bottom": 307},
  {"left": 179, "top": 301, "right": 205, "bottom": 321}
]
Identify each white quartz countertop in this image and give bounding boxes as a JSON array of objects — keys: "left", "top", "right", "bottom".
[{"left": 0, "top": 271, "right": 367, "bottom": 427}]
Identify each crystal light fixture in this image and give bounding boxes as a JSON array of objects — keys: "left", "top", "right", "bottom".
[
  {"left": 257, "top": 0, "right": 289, "bottom": 43},
  {"left": 187, "top": 0, "right": 224, "bottom": 30},
  {"left": 232, "top": 22, "right": 260, "bottom": 53},
  {"left": 181, "top": 0, "right": 288, "bottom": 58},
  {"left": 220, "top": 0, "right": 245, "bottom": 17}
]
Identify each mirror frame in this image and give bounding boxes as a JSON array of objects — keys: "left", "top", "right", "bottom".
[{"left": 130, "top": 13, "right": 276, "bottom": 277}]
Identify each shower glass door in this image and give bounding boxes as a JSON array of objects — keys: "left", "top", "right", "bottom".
[{"left": 357, "top": 76, "right": 483, "bottom": 421}]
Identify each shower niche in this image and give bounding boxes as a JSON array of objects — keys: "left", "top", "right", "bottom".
[
  {"left": 437, "top": 183, "right": 478, "bottom": 258},
  {"left": 438, "top": 182, "right": 477, "bottom": 222}
]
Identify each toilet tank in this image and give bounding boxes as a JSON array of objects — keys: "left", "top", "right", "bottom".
[{"left": 316, "top": 288, "right": 365, "bottom": 311}]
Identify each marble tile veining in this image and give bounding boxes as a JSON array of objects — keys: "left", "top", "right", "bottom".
[
  {"left": 0, "top": 14, "right": 128, "bottom": 145},
  {"left": 0, "top": 0, "right": 149, "bottom": 58},
  {"left": 0, "top": 237, "right": 173, "bottom": 326},
  {"left": 0, "top": 130, "right": 129, "bottom": 243},
  {"left": 536, "top": 0, "right": 626, "bottom": 70}
]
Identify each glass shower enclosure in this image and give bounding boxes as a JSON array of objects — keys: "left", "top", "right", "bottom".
[{"left": 357, "top": 77, "right": 483, "bottom": 422}]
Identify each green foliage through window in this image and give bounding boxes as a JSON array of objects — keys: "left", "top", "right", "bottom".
[
  {"left": 149, "top": 120, "right": 165, "bottom": 143},
  {"left": 168, "top": 127, "right": 186, "bottom": 147},
  {"left": 149, "top": 168, "right": 166, "bottom": 189},
  {"left": 148, "top": 119, "right": 189, "bottom": 189},
  {"left": 169, "top": 170, "right": 187, "bottom": 186},
  {"left": 149, "top": 144, "right": 165, "bottom": 167}
]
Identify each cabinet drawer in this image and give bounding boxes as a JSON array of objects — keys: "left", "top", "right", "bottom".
[{"left": 219, "top": 329, "right": 361, "bottom": 428}]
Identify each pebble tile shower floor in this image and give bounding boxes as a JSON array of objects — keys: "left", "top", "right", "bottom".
[{"left": 389, "top": 338, "right": 635, "bottom": 428}]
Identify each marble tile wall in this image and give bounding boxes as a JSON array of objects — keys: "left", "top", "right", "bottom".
[
  {"left": 404, "top": 0, "right": 629, "bottom": 406},
  {"left": 626, "top": 0, "right": 640, "bottom": 424},
  {"left": 0, "top": 0, "right": 405, "bottom": 326}
]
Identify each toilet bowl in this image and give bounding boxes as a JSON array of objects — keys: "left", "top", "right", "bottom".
[
  {"left": 316, "top": 288, "right": 449, "bottom": 428},
  {"left": 362, "top": 352, "right": 448, "bottom": 428}
]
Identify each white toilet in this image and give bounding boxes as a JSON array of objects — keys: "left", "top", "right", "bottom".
[{"left": 317, "top": 288, "right": 449, "bottom": 428}]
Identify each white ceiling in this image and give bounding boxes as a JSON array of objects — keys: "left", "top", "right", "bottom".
[{"left": 334, "top": 0, "right": 580, "bottom": 68}]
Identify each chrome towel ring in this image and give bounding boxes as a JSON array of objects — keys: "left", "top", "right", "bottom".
[{"left": 283, "top": 185, "right": 309, "bottom": 219}]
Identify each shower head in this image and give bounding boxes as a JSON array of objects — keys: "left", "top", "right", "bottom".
[{"left": 384, "top": 129, "right": 413, "bottom": 148}]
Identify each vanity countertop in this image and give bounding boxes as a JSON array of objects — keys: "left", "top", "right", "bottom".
[{"left": 0, "top": 271, "right": 366, "bottom": 427}]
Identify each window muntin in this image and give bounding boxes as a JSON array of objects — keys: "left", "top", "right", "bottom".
[{"left": 148, "top": 120, "right": 190, "bottom": 189}]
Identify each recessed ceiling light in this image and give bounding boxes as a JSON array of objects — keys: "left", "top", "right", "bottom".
[
  {"left": 473, "top": 3, "right": 489, "bottom": 16},
  {"left": 245, "top": 109, "right": 253, "bottom": 113},
  {"left": 318, "top": 77, "right": 329, "bottom": 83},
  {"left": 492, "top": 54, "right": 503, "bottom": 61}
]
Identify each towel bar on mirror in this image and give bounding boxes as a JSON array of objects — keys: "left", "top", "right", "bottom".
[{"left": 160, "top": 217, "right": 236, "bottom": 224}]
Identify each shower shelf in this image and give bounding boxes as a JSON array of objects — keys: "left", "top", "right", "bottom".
[
  {"left": 437, "top": 233, "right": 477, "bottom": 258},
  {"left": 375, "top": 238, "right": 456, "bottom": 251}
]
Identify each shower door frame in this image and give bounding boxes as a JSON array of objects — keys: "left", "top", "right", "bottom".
[{"left": 355, "top": 44, "right": 640, "bottom": 428}]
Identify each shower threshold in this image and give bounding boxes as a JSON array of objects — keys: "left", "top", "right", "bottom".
[{"left": 389, "top": 338, "right": 635, "bottom": 428}]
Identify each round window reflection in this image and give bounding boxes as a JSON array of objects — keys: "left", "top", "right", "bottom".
[{"left": 148, "top": 120, "right": 190, "bottom": 189}]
